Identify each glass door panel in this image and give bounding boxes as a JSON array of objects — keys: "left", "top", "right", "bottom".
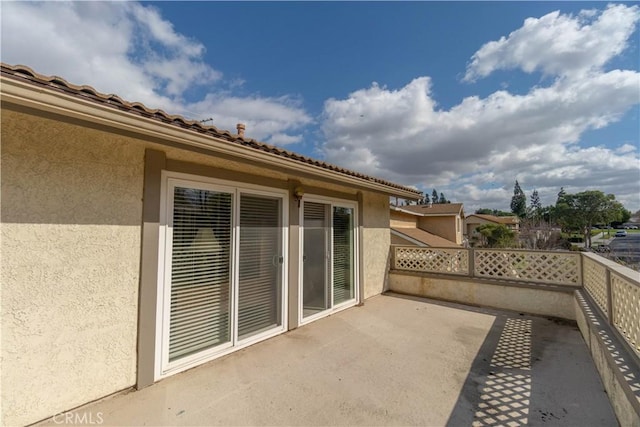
[
  {"left": 333, "top": 206, "right": 355, "bottom": 305},
  {"left": 237, "top": 194, "right": 283, "bottom": 340},
  {"left": 302, "top": 202, "right": 330, "bottom": 318},
  {"left": 168, "top": 186, "right": 232, "bottom": 362}
]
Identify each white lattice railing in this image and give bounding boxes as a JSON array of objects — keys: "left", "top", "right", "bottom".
[
  {"left": 393, "top": 247, "right": 469, "bottom": 275},
  {"left": 474, "top": 249, "right": 581, "bottom": 286},
  {"left": 392, "top": 246, "right": 580, "bottom": 286},
  {"left": 611, "top": 273, "right": 640, "bottom": 358},
  {"left": 578, "top": 253, "right": 640, "bottom": 358},
  {"left": 583, "top": 256, "right": 609, "bottom": 317}
]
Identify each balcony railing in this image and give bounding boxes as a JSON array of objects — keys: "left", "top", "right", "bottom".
[
  {"left": 582, "top": 253, "right": 640, "bottom": 359},
  {"left": 393, "top": 246, "right": 581, "bottom": 286},
  {"left": 392, "top": 246, "right": 639, "bottom": 358}
]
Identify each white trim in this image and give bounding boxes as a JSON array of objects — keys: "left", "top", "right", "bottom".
[
  {"left": 298, "top": 196, "right": 359, "bottom": 327},
  {"left": 155, "top": 171, "right": 289, "bottom": 380}
]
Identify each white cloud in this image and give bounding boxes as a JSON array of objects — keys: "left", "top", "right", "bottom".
[
  {"left": 0, "top": 1, "right": 309, "bottom": 142},
  {"left": 616, "top": 143, "right": 638, "bottom": 154},
  {"left": 323, "top": 71, "right": 639, "bottom": 177},
  {"left": 188, "top": 95, "right": 312, "bottom": 142},
  {"left": 464, "top": 4, "right": 640, "bottom": 81},
  {"left": 267, "top": 133, "right": 303, "bottom": 146},
  {"left": 322, "top": 4, "right": 640, "bottom": 211}
]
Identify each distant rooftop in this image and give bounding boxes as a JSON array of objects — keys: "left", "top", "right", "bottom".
[
  {"left": 393, "top": 203, "right": 464, "bottom": 216},
  {"left": 466, "top": 213, "right": 519, "bottom": 224}
]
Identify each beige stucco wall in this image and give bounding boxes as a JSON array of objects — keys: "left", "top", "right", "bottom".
[
  {"left": 362, "top": 192, "right": 391, "bottom": 299},
  {"left": 574, "top": 293, "right": 640, "bottom": 427},
  {"left": 418, "top": 216, "right": 460, "bottom": 244},
  {"left": 2, "top": 105, "right": 400, "bottom": 424},
  {"left": 390, "top": 210, "right": 417, "bottom": 228},
  {"left": 388, "top": 272, "right": 575, "bottom": 320},
  {"left": 1, "top": 110, "right": 144, "bottom": 426}
]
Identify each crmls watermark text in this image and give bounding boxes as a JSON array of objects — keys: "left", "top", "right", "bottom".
[{"left": 52, "top": 412, "right": 104, "bottom": 425}]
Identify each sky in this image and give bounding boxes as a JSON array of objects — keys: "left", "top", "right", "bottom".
[{"left": 2, "top": 1, "right": 639, "bottom": 213}]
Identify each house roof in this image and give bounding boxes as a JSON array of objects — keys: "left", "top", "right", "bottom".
[
  {"left": 392, "top": 203, "right": 464, "bottom": 216},
  {"left": 0, "top": 63, "right": 421, "bottom": 199},
  {"left": 466, "top": 214, "right": 520, "bottom": 225},
  {"left": 391, "top": 227, "right": 461, "bottom": 248}
]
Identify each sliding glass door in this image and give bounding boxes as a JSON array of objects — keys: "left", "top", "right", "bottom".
[
  {"left": 168, "top": 186, "right": 233, "bottom": 362},
  {"left": 302, "top": 202, "right": 330, "bottom": 318},
  {"left": 301, "top": 199, "right": 357, "bottom": 322},
  {"left": 159, "top": 176, "right": 286, "bottom": 376},
  {"left": 332, "top": 206, "right": 355, "bottom": 305},
  {"left": 237, "top": 194, "right": 283, "bottom": 340}
]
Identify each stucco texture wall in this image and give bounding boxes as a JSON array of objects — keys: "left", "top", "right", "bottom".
[
  {"left": 390, "top": 210, "right": 417, "bottom": 228},
  {"left": 361, "top": 192, "right": 391, "bottom": 299},
  {"left": 1, "top": 105, "right": 397, "bottom": 424},
  {"left": 418, "top": 216, "right": 458, "bottom": 244},
  {"left": 388, "top": 273, "right": 575, "bottom": 320},
  {"left": 1, "top": 110, "right": 144, "bottom": 426}
]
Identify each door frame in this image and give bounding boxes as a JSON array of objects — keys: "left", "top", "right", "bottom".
[
  {"left": 298, "top": 195, "right": 359, "bottom": 326},
  {"left": 155, "top": 171, "right": 289, "bottom": 379}
]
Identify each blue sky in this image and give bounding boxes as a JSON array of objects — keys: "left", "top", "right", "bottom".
[{"left": 2, "top": 1, "right": 639, "bottom": 212}]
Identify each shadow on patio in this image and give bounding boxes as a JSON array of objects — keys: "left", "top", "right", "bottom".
[{"left": 38, "top": 293, "right": 616, "bottom": 426}]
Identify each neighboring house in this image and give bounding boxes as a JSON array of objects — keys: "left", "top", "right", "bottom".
[
  {"left": 390, "top": 203, "right": 465, "bottom": 247},
  {"left": 0, "top": 63, "right": 421, "bottom": 426},
  {"left": 465, "top": 214, "right": 520, "bottom": 238}
]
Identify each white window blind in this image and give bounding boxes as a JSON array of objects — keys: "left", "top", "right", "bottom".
[
  {"left": 302, "top": 202, "right": 330, "bottom": 316},
  {"left": 333, "top": 206, "right": 354, "bottom": 304},
  {"left": 237, "top": 195, "right": 283, "bottom": 340},
  {"left": 168, "top": 187, "right": 232, "bottom": 362}
]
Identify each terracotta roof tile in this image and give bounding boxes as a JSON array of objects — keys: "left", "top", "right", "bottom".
[{"left": 1, "top": 63, "right": 421, "bottom": 197}]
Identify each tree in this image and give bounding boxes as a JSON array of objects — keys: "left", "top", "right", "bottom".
[
  {"left": 439, "top": 192, "right": 447, "bottom": 204},
  {"left": 528, "top": 189, "right": 542, "bottom": 225},
  {"left": 476, "top": 224, "right": 516, "bottom": 248},
  {"left": 510, "top": 180, "right": 527, "bottom": 218},
  {"left": 423, "top": 194, "right": 430, "bottom": 205},
  {"left": 432, "top": 189, "right": 439, "bottom": 204},
  {"left": 540, "top": 205, "right": 555, "bottom": 224},
  {"left": 475, "top": 208, "right": 513, "bottom": 217},
  {"left": 556, "top": 187, "right": 566, "bottom": 204},
  {"left": 611, "top": 209, "right": 631, "bottom": 228},
  {"left": 555, "top": 190, "right": 627, "bottom": 248}
]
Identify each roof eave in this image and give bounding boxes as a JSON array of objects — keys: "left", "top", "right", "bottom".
[
  {"left": 391, "top": 205, "right": 462, "bottom": 217},
  {"left": 1, "top": 75, "right": 421, "bottom": 200}
]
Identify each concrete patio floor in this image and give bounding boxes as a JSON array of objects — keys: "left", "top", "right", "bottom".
[{"left": 39, "top": 293, "right": 617, "bottom": 426}]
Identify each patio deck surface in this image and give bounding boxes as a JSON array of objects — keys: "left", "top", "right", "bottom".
[{"left": 40, "top": 293, "right": 617, "bottom": 426}]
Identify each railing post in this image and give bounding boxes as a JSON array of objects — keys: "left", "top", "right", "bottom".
[
  {"left": 605, "top": 268, "right": 613, "bottom": 325},
  {"left": 468, "top": 248, "right": 475, "bottom": 278},
  {"left": 391, "top": 245, "right": 396, "bottom": 270},
  {"left": 578, "top": 252, "right": 584, "bottom": 287}
]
